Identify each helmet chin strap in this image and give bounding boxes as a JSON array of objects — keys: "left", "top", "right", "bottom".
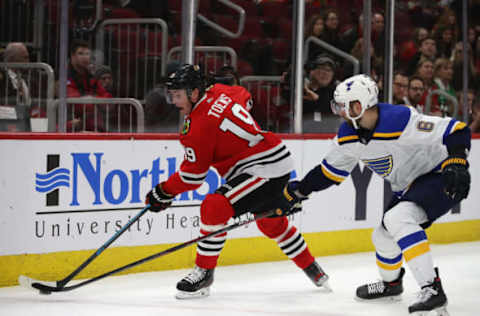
[
  {"left": 345, "top": 105, "right": 365, "bottom": 130},
  {"left": 350, "top": 118, "right": 360, "bottom": 129}
]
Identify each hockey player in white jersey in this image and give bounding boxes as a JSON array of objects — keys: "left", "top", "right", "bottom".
[{"left": 281, "top": 74, "right": 471, "bottom": 315}]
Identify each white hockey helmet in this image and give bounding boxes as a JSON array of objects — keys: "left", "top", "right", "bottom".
[{"left": 330, "top": 74, "right": 379, "bottom": 128}]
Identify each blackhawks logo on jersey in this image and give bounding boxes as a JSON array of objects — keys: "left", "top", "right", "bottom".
[{"left": 181, "top": 118, "right": 191, "bottom": 135}]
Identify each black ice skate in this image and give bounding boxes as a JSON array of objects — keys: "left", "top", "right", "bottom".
[
  {"left": 408, "top": 268, "right": 449, "bottom": 316},
  {"left": 175, "top": 265, "right": 214, "bottom": 299},
  {"left": 356, "top": 267, "right": 405, "bottom": 300},
  {"left": 303, "top": 261, "right": 331, "bottom": 291}
]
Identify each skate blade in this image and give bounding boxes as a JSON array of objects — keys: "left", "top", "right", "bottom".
[
  {"left": 318, "top": 280, "right": 333, "bottom": 292},
  {"left": 354, "top": 294, "right": 402, "bottom": 303},
  {"left": 410, "top": 306, "right": 450, "bottom": 316},
  {"left": 312, "top": 274, "right": 332, "bottom": 292},
  {"left": 175, "top": 287, "right": 210, "bottom": 300}
]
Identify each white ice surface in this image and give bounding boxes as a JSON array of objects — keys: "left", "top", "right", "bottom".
[{"left": 1, "top": 241, "right": 479, "bottom": 316}]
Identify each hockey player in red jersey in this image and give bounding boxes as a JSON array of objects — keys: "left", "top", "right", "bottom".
[{"left": 145, "top": 64, "right": 330, "bottom": 299}]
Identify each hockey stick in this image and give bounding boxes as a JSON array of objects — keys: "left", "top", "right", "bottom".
[
  {"left": 19, "top": 205, "right": 151, "bottom": 293},
  {"left": 20, "top": 208, "right": 277, "bottom": 294}
]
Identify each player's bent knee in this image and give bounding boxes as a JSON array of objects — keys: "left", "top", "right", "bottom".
[
  {"left": 372, "top": 226, "right": 401, "bottom": 257},
  {"left": 256, "top": 216, "right": 288, "bottom": 238},
  {"left": 383, "top": 201, "right": 425, "bottom": 235},
  {"left": 383, "top": 210, "right": 400, "bottom": 235},
  {"left": 200, "top": 194, "right": 235, "bottom": 225},
  {"left": 372, "top": 226, "right": 390, "bottom": 248}
]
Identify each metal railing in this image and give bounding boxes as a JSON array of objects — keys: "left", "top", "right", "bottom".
[
  {"left": 197, "top": 0, "right": 246, "bottom": 38},
  {"left": 52, "top": 97, "right": 145, "bottom": 133},
  {"left": 168, "top": 46, "right": 238, "bottom": 74},
  {"left": 304, "top": 36, "right": 360, "bottom": 75},
  {"left": 42, "top": 0, "right": 101, "bottom": 70},
  {"left": 0, "top": 62, "right": 55, "bottom": 131},
  {"left": 96, "top": 18, "right": 169, "bottom": 101},
  {"left": 425, "top": 89, "right": 459, "bottom": 119}
]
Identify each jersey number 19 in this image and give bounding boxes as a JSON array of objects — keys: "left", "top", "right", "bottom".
[{"left": 219, "top": 103, "right": 264, "bottom": 147}]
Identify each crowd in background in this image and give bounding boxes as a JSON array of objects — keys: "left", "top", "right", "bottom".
[
  {"left": 0, "top": 0, "right": 479, "bottom": 133},
  {"left": 298, "top": 0, "right": 480, "bottom": 133}
]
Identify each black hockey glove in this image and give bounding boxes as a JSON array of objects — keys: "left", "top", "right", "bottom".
[
  {"left": 441, "top": 156, "right": 470, "bottom": 203},
  {"left": 269, "top": 204, "right": 303, "bottom": 218},
  {"left": 145, "top": 183, "right": 174, "bottom": 212},
  {"left": 273, "top": 181, "right": 308, "bottom": 217}
]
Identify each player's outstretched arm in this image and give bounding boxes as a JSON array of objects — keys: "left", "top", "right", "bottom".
[{"left": 145, "top": 182, "right": 174, "bottom": 212}]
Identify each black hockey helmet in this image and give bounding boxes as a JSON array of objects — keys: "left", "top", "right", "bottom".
[{"left": 165, "top": 64, "right": 206, "bottom": 98}]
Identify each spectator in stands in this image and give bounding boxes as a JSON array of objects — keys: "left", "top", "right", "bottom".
[
  {"left": 457, "top": 89, "right": 476, "bottom": 120},
  {"left": 302, "top": 54, "right": 339, "bottom": 133},
  {"left": 432, "top": 58, "right": 455, "bottom": 116},
  {"left": 371, "top": 60, "right": 385, "bottom": 100},
  {"left": 408, "top": 1, "right": 440, "bottom": 30},
  {"left": 305, "top": 14, "right": 324, "bottom": 40},
  {"left": 0, "top": 42, "right": 31, "bottom": 107},
  {"left": 432, "top": 7, "right": 459, "bottom": 40},
  {"left": 415, "top": 27, "right": 429, "bottom": 45},
  {"left": 372, "top": 12, "right": 385, "bottom": 35},
  {"left": 468, "top": 94, "right": 480, "bottom": 133},
  {"left": 66, "top": 39, "right": 112, "bottom": 132},
  {"left": 0, "top": 42, "right": 32, "bottom": 132},
  {"left": 94, "top": 65, "right": 114, "bottom": 95},
  {"left": 143, "top": 87, "right": 178, "bottom": 133},
  {"left": 468, "top": 26, "right": 478, "bottom": 62},
  {"left": 320, "top": 9, "right": 343, "bottom": 53},
  {"left": 415, "top": 58, "right": 434, "bottom": 92},
  {"left": 434, "top": 26, "right": 455, "bottom": 59},
  {"left": 67, "top": 39, "right": 110, "bottom": 98},
  {"left": 451, "top": 42, "right": 478, "bottom": 92},
  {"left": 344, "top": 37, "right": 381, "bottom": 78},
  {"left": 371, "top": 12, "right": 386, "bottom": 59},
  {"left": 407, "top": 37, "right": 437, "bottom": 76},
  {"left": 341, "top": 14, "right": 363, "bottom": 54},
  {"left": 392, "top": 72, "right": 409, "bottom": 105},
  {"left": 241, "top": 39, "right": 274, "bottom": 75},
  {"left": 279, "top": 55, "right": 338, "bottom": 132},
  {"left": 399, "top": 27, "right": 429, "bottom": 69},
  {"left": 305, "top": 14, "right": 324, "bottom": 60},
  {"left": 474, "top": 30, "right": 480, "bottom": 73},
  {"left": 3, "top": 42, "right": 29, "bottom": 63},
  {"left": 404, "top": 76, "right": 425, "bottom": 111},
  {"left": 94, "top": 64, "right": 134, "bottom": 131},
  {"left": 215, "top": 65, "right": 240, "bottom": 86}
]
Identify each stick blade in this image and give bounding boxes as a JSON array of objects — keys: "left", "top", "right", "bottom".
[{"left": 18, "top": 275, "right": 57, "bottom": 294}]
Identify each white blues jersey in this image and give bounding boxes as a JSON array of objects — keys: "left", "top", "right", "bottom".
[{"left": 320, "top": 103, "right": 467, "bottom": 194}]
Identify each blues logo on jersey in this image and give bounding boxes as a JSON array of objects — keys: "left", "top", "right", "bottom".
[{"left": 362, "top": 155, "right": 393, "bottom": 177}]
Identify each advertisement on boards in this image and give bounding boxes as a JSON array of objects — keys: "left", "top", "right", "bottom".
[
  {"left": 0, "top": 138, "right": 477, "bottom": 256},
  {"left": 0, "top": 139, "right": 299, "bottom": 256}
]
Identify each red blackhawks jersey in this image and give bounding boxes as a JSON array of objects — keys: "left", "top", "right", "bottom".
[{"left": 162, "top": 84, "right": 293, "bottom": 196}]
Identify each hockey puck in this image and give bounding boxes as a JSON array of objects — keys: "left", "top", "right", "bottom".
[{"left": 39, "top": 289, "right": 51, "bottom": 295}]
